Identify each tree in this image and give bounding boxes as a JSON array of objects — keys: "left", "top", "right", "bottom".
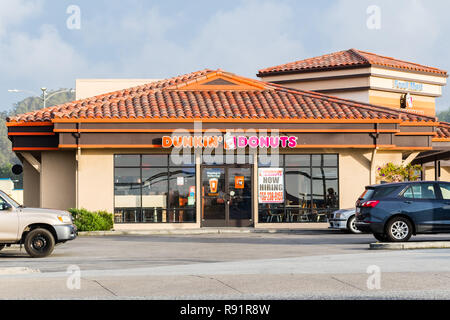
[{"left": 437, "top": 108, "right": 450, "bottom": 123}]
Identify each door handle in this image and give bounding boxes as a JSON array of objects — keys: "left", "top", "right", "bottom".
[{"left": 404, "top": 201, "right": 412, "bottom": 204}]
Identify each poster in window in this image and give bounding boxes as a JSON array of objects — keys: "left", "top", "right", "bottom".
[
  {"left": 235, "top": 176, "right": 244, "bottom": 189},
  {"left": 258, "top": 168, "right": 284, "bottom": 204}
]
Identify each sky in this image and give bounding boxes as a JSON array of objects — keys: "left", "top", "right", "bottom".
[{"left": 1, "top": 0, "right": 450, "bottom": 112}]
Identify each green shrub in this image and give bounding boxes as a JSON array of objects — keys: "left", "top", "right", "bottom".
[{"left": 68, "top": 208, "right": 114, "bottom": 232}]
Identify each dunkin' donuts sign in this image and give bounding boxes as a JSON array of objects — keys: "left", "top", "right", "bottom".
[{"left": 162, "top": 134, "right": 298, "bottom": 149}]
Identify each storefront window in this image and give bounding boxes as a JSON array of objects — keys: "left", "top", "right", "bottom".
[
  {"left": 168, "top": 168, "right": 196, "bottom": 222},
  {"left": 258, "top": 154, "right": 339, "bottom": 223},
  {"left": 114, "top": 155, "right": 196, "bottom": 223}
]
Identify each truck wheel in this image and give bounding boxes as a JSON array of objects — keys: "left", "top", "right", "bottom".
[
  {"left": 373, "top": 233, "right": 389, "bottom": 242},
  {"left": 347, "top": 216, "right": 362, "bottom": 234},
  {"left": 386, "top": 217, "right": 413, "bottom": 242},
  {"left": 24, "top": 228, "right": 55, "bottom": 258}
]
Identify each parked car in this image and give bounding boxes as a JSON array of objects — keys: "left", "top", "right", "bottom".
[
  {"left": 355, "top": 181, "right": 450, "bottom": 242},
  {"left": 0, "top": 190, "right": 77, "bottom": 258},
  {"left": 328, "top": 208, "right": 362, "bottom": 234}
]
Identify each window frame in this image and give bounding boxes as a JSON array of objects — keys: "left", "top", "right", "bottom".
[
  {"left": 114, "top": 154, "right": 196, "bottom": 224},
  {"left": 258, "top": 153, "right": 339, "bottom": 223},
  {"left": 400, "top": 183, "right": 439, "bottom": 201}
]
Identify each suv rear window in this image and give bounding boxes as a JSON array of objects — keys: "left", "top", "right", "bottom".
[
  {"left": 361, "top": 186, "right": 400, "bottom": 200},
  {"left": 403, "top": 183, "right": 437, "bottom": 200}
]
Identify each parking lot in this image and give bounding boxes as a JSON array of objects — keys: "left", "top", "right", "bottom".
[{"left": 1, "top": 230, "right": 450, "bottom": 299}]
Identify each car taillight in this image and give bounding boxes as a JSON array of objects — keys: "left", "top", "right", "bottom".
[{"left": 361, "top": 200, "right": 380, "bottom": 208}]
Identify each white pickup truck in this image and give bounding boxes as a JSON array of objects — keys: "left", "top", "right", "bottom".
[{"left": 0, "top": 190, "right": 77, "bottom": 258}]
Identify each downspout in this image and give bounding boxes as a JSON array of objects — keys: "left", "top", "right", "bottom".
[
  {"left": 369, "top": 123, "right": 380, "bottom": 185},
  {"left": 73, "top": 123, "right": 81, "bottom": 209}
]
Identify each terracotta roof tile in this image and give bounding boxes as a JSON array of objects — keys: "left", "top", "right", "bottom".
[
  {"left": 258, "top": 49, "right": 447, "bottom": 76},
  {"left": 436, "top": 122, "right": 450, "bottom": 139},
  {"left": 7, "top": 68, "right": 437, "bottom": 124}
]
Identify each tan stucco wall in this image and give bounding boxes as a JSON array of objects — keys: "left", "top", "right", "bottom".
[
  {"left": 40, "top": 151, "right": 76, "bottom": 210},
  {"left": 425, "top": 166, "right": 450, "bottom": 181},
  {"left": 76, "top": 79, "right": 160, "bottom": 100},
  {"left": 259, "top": 67, "right": 372, "bottom": 82},
  {"left": 22, "top": 160, "right": 40, "bottom": 208},
  {"left": 339, "top": 150, "right": 371, "bottom": 209},
  {"left": 338, "top": 150, "right": 403, "bottom": 209},
  {"left": 77, "top": 149, "right": 114, "bottom": 213},
  {"left": 281, "top": 77, "right": 369, "bottom": 92},
  {"left": 369, "top": 89, "right": 436, "bottom": 117}
]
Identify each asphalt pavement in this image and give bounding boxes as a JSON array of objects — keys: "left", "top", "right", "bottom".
[{"left": 1, "top": 230, "right": 450, "bottom": 299}]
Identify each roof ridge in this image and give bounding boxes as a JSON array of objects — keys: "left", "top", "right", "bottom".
[
  {"left": 258, "top": 49, "right": 447, "bottom": 76},
  {"left": 257, "top": 49, "right": 359, "bottom": 74},
  {"left": 348, "top": 48, "right": 371, "bottom": 64},
  {"left": 355, "top": 49, "right": 446, "bottom": 72}
]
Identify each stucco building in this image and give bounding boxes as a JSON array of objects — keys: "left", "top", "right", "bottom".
[{"left": 6, "top": 49, "right": 450, "bottom": 230}]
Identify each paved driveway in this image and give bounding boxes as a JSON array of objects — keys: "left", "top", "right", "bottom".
[{"left": 1, "top": 230, "right": 450, "bottom": 299}]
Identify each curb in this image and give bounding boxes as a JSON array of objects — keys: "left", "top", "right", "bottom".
[
  {"left": 370, "top": 241, "right": 450, "bottom": 250},
  {"left": 78, "top": 228, "right": 331, "bottom": 237}
]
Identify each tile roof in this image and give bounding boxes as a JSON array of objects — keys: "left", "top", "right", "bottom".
[
  {"left": 7, "top": 69, "right": 437, "bottom": 124},
  {"left": 435, "top": 122, "right": 450, "bottom": 140},
  {"left": 258, "top": 49, "right": 448, "bottom": 76}
]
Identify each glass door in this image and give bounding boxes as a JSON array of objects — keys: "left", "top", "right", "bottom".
[
  {"left": 201, "top": 166, "right": 253, "bottom": 227},
  {"left": 202, "top": 167, "right": 226, "bottom": 227},
  {"left": 227, "top": 167, "right": 253, "bottom": 227}
]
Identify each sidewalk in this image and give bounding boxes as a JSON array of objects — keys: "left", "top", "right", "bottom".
[{"left": 78, "top": 224, "right": 332, "bottom": 237}]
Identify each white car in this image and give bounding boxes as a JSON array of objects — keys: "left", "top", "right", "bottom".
[
  {"left": 328, "top": 208, "right": 361, "bottom": 234},
  {"left": 0, "top": 190, "right": 77, "bottom": 258}
]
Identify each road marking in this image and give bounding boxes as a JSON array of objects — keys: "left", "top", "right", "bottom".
[{"left": 0, "top": 267, "right": 40, "bottom": 275}]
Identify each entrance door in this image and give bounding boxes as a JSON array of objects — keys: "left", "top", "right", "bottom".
[{"left": 201, "top": 166, "right": 253, "bottom": 227}]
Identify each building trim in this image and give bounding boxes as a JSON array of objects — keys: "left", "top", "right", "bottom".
[
  {"left": 12, "top": 147, "right": 59, "bottom": 151},
  {"left": 394, "top": 132, "right": 437, "bottom": 136},
  {"left": 258, "top": 64, "right": 448, "bottom": 78},
  {"left": 54, "top": 128, "right": 401, "bottom": 134},
  {"left": 316, "top": 86, "right": 442, "bottom": 97},
  {"left": 59, "top": 144, "right": 163, "bottom": 149},
  {"left": 294, "top": 144, "right": 395, "bottom": 149},
  {"left": 47, "top": 118, "right": 403, "bottom": 124},
  {"left": 6, "top": 121, "right": 53, "bottom": 127},
  {"left": 268, "top": 72, "right": 446, "bottom": 87},
  {"left": 8, "top": 132, "right": 56, "bottom": 136}
]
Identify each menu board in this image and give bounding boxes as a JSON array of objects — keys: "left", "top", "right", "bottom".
[{"left": 258, "top": 168, "right": 284, "bottom": 204}]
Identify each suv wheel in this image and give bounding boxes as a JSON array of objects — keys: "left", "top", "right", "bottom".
[
  {"left": 386, "top": 217, "right": 413, "bottom": 242},
  {"left": 24, "top": 228, "right": 55, "bottom": 258},
  {"left": 347, "top": 216, "right": 362, "bottom": 234}
]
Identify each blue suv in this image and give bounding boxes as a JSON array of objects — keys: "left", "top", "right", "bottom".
[{"left": 355, "top": 181, "right": 450, "bottom": 242}]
